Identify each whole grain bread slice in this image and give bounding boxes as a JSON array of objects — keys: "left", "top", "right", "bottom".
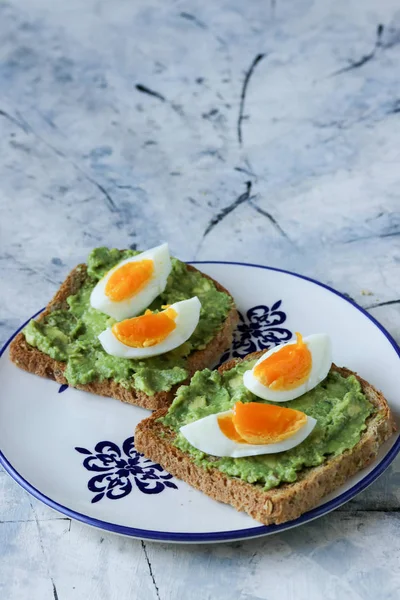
[
  {"left": 9, "top": 263, "right": 238, "bottom": 410},
  {"left": 135, "top": 352, "right": 397, "bottom": 525}
]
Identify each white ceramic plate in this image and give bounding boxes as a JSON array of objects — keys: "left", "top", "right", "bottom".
[{"left": 1, "top": 261, "right": 399, "bottom": 543}]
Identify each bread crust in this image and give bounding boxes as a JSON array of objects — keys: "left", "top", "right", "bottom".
[
  {"left": 135, "top": 354, "right": 397, "bottom": 525},
  {"left": 9, "top": 263, "right": 239, "bottom": 410}
]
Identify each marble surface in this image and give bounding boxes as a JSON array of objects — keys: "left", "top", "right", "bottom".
[{"left": 1, "top": 0, "right": 400, "bottom": 598}]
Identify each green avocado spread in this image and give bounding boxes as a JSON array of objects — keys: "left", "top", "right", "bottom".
[
  {"left": 160, "top": 360, "right": 375, "bottom": 490},
  {"left": 23, "top": 247, "right": 233, "bottom": 395}
]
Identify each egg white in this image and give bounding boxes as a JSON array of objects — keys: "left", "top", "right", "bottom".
[
  {"left": 98, "top": 296, "right": 201, "bottom": 359},
  {"left": 180, "top": 410, "right": 317, "bottom": 458},
  {"left": 90, "top": 243, "right": 172, "bottom": 320},
  {"left": 243, "top": 333, "right": 332, "bottom": 402}
]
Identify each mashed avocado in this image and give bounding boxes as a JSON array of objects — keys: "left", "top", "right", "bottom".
[
  {"left": 160, "top": 360, "right": 375, "bottom": 490},
  {"left": 23, "top": 247, "right": 233, "bottom": 395}
]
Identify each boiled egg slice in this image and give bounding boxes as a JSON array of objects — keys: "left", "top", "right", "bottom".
[
  {"left": 90, "top": 243, "right": 171, "bottom": 320},
  {"left": 180, "top": 402, "right": 316, "bottom": 458},
  {"left": 98, "top": 296, "right": 201, "bottom": 358},
  {"left": 243, "top": 333, "right": 332, "bottom": 402}
]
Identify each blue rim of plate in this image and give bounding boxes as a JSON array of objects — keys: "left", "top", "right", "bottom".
[{"left": 0, "top": 260, "right": 399, "bottom": 543}]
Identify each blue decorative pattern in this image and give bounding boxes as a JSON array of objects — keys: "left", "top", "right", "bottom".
[
  {"left": 75, "top": 437, "right": 177, "bottom": 503},
  {"left": 58, "top": 384, "right": 69, "bottom": 393},
  {"left": 219, "top": 300, "right": 292, "bottom": 364}
]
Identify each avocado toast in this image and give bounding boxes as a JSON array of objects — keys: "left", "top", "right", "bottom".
[
  {"left": 9, "top": 247, "right": 238, "bottom": 410},
  {"left": 135, "top": 352, "right": 396, "bottom": 525}
]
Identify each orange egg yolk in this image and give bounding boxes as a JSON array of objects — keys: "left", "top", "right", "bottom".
[
  {"left": 112, "top": 307, "right": 177, "bottom": 348},
  {"left": 218, "top": 402, "right": 307, "bottom": 444},
  {"left": 253, "top": 332, "right": 312, "bottom": 391},
  {"left": 218, "top": 414, "right": 246, "bottom": 443},
  {"left": 105, "top": 259, "right": 154, "bottom": 302}
]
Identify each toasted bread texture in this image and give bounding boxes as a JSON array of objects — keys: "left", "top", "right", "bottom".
[
  {"left": 9, "top": 263, "right": 238, "bottom": 410},
  {"left": 135, "top": 352, "right": 397, "bottom": 525}
]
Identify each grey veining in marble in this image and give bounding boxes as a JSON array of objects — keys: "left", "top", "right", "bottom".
[{"left": 1, "top": 1, "right": 400, "bottom": 599}]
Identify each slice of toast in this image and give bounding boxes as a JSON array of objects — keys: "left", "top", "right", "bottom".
[
  {"left": 9, "top": 263, "right": 238, "bottom": 410},
  {"left": 135, "top": 353, "right": 397, "bottom": 525}
]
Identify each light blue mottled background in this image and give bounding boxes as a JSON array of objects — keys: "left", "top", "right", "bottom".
[{"left": 1, "top": 1, "right": 400, "bottom": 599}]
